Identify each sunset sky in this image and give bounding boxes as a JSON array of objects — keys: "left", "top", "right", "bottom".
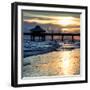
[{"left": 22, "top": 10, "right": 80, "bottom": 33}]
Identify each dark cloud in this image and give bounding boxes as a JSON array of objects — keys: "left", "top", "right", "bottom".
[{"left": 22, "top": 10, "right": 80, "bottom": 18}]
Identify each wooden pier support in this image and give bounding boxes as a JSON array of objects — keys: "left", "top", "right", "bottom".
[
  {"left": 24, "top": 33, "right": 80, "bottom": 42},
  {"left": 51, "top": 34, "right": 53, "bottom": 41},
  {"left": 72, "top": 36, "right": 74, "bottom": 42},
  {"left": 61, "top": 36, "right": 64, "bottom": 41}
]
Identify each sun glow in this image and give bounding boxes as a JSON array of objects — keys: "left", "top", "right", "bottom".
[{"left": 58, "top": 17, "right": 75, "bottom": 26}]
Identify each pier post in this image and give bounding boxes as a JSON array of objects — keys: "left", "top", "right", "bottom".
[
  {"left": 61, "top": 35, "right": 64, "bottom": 41},
  {"left": 72, "top": 35, "right": 74, "bottom": 42},
  {"left": 30, "top": 35, "right": 32, "bottom": 41},
  {"left": 33, "top": 35, "right": 35, "bottom": 41},
  {"left": 38, "top": 36, "right": 40, "bottom": 41},
  {"left": 43, "top": 35, "right": 45, "bottom": 41},
  {"left": 51, "top": 34, "right": 53, "bottom": 41}
]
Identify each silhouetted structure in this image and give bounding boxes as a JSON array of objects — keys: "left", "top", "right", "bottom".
[
  {"left": 30, "top": 25, "right": 46, "bottom": 41},
  {"left": 24, "top": 25, "right": 80, "bottom": 41},
  {"left": 24, "top": 32, "right": 80, "bottom": 42}
]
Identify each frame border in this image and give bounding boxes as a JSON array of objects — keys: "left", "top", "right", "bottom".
[{"left": 11, "top": 2, "right": 88, "bottom": 87}]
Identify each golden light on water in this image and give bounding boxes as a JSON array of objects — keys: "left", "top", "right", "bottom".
[
  {"left": 23, "top": 49, "right": 80, "bottom": 77},
  {"left": 61, "top": 51, "right": 70, "bottom": 75}
]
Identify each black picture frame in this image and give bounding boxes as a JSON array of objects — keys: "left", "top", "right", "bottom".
[{"left": 11, "top": 2, "right": 88, "bottom": 87}]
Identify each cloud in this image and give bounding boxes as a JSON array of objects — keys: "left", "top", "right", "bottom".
[{"left": 22, "top": 10, "right": 80, "bottom": 33}]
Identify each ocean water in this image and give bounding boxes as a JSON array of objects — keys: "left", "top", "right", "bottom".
[{"left": 22, "top": 42, "right": 80, "bottom": 77}]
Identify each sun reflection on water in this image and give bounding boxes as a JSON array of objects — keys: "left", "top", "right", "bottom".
[
  {"left": 61, "top": 51, "right": 70, "bottom": 75},
  {"left": 23, "top": 49, "right": 80, "bottom": 77}
]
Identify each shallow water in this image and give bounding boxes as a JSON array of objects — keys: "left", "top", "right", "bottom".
[{"left": 22, "top": 48, "right": 80, "bottom": 77}]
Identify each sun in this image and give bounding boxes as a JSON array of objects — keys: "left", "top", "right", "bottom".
[{"left": 58, "top": 17, "right": 74, "bottom": 26}]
